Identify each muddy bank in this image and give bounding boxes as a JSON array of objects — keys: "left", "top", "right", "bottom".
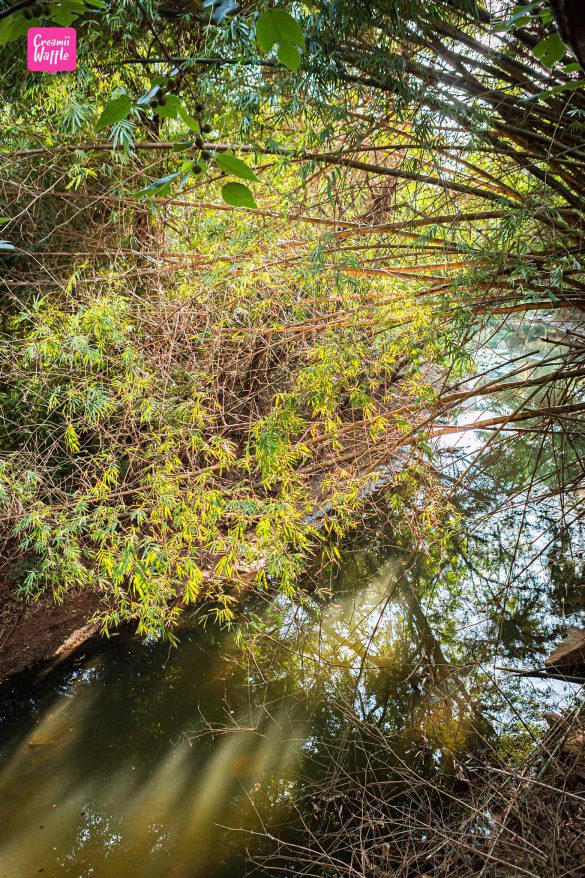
[{"left": 0, "top": 578, "right": 101, "bottom": 686}]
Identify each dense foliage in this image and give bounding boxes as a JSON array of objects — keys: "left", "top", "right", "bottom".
[{"left": 0, "top": 0, "right": 583, "bottom": 635}]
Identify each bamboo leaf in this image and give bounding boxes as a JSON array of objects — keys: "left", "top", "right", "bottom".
[
  {"left": 133, "top": 170, "right": 184, "bottom": 198},
  {"left": 202, "top": 0, "right": 238, "bottom": 23}
]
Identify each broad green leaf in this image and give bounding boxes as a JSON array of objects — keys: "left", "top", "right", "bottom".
[
  {"left": 215, "top": 154, "right": 259, "bottom": 182},
  {"left": 277, "top": 40, "right": 301, "bottom": 72},
  {"left": 52, "top": 9, "right": 78, "bottom": 25},
  {"left": 0, "top": 14, "right": 34, "bottom": 46},
  {"left": 508, "top": 1, "right": 539, "bottom": 19},
  {"left": 533, "top": 33, "right": 566, "bottom": 68},
  {"left": 256, "top": 8, "right": 305, "bottom": 51},
  {"left": 256, "top": 8, "right": 305, "bottom": 71},
  {"left": 221, "top": 182, "right": 258, "bottom": 209},
  {"left": 177, "top": 104, "right": 201, "bottom": 132},
  {"left": 0, "top": 18, "right": 15, "bottom": 47},
  {"left": 493, "top": 15, "right": 530, "bottom": 31},
  {"left": 60, "top": 0, "right": 89, "bottom": 10},
  {"left": 150, "top": 96, "right": 200, "bottom": 131},
  {"left": 96, "top": 95, "right": 133, "bottom": 131},
  {"left": 153, "top": 94, "right": 182, "bottom": 119}
]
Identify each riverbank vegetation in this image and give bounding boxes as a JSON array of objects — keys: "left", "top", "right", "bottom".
[
  {"left": 1, "top": 0, "right": 584, "bottom": 875},
  {"left": 1, "top": 0, "right": 583, "bottom": 638}
]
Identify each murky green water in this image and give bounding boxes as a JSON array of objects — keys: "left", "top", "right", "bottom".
[{"left": 0, "top": 319, "right": 583, "bottom": 877}]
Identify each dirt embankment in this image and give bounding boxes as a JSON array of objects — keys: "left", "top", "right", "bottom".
[{"left": 0, "top": 577, "right": 101, "bottom": 685}]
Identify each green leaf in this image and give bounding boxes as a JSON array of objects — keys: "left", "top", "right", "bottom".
[
  {"left": 527, "top": 79, "right": 585, "bottom": 100},
  {"left": 256, "top": 8, "right": 305, "bottom": 71},
  {"left": 492, "top": 1, "right": 539, "bottom": 31},
  {"left": 52, "top": 9, "right": 78, "bottom": 25},
  {"left": 533, "top": 33, "right": 566, "bottom": 68},
  {"left": 135, "top": 85, "right": 160, "bottom": 108},
  {"left": 96, "top": 95, "right": 133, "bottom": 131},
  {"left": 134, "top": 170, "right": 184, "bottom": 198},
  {"left": 221, "top": 182, "right": 258, "bottom": 209},
  {"left": 149, "top": 96, "right": 200, "bottom": 131},
  {"left": 203, "top": 0, "right": 238, "bottom": 23},
  {"left": 215, "top": 154, "right": 259, "bottom": 182},
  {"left": 0, "top": 17, "right": 15, "bottom": 47},
  {"left": 134, "top": 162, "right": 195, "bottom": 198},
  {"left": 153, "top": 94, "right": 182, "bottom": 119},
  {"left": 256, "top": 8, "right": 305, "bottom": 51},
  {"left": 277, "top": 40, "right": 301, "bottom": 72},
  {"left": 0, "top": 0, "right": 104, "bottom": 44},
  {"left": 0, "top": 14, "right": 16, "bottom": 46},
  {"left": 177, "top": 103, "right": 201, "bottom": 132},
  {"left": 0, "top": 14, "right": 33, "bottom": 46},
  {"left": 60, "top": 0, "right": 88, "bottom": 10}
]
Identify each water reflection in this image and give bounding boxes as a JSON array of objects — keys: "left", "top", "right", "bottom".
[
  {"left": 0, "top": 316, "right": 583, "bottom": 877},
  {"left": 0, "top": 519, "right": 581, "bottom": 877},
  {"left": 0, "top": 629, "right": 312, "bottom": 878}
]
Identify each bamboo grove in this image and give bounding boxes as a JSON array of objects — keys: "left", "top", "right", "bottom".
[{"left": 0, "top": 0, "right": 583, "bottom": 635}]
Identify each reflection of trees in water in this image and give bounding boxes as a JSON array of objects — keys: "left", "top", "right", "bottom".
[
  {"left": 0, "top": 634, "right": 306, "bottom": 878},
  {"left": 240, "top": 485, "right": 585, "bottom": 877},
  {"left": 548, "top": 534, "right": 585, "bottom": 615},
  {"left": 0, "top": 413, "right": 582, "bottom": 876},
  {"left": 237, "top": 420, "right": 585, "bottom": 875}
]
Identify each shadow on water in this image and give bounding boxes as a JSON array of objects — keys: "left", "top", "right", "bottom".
[{"left": 0, "top": 317, "right": 583, "bottom": 877}]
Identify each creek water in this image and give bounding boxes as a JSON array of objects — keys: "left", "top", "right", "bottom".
[{"left": 0, "top": 318, "right": 583, "bottom": 878}]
